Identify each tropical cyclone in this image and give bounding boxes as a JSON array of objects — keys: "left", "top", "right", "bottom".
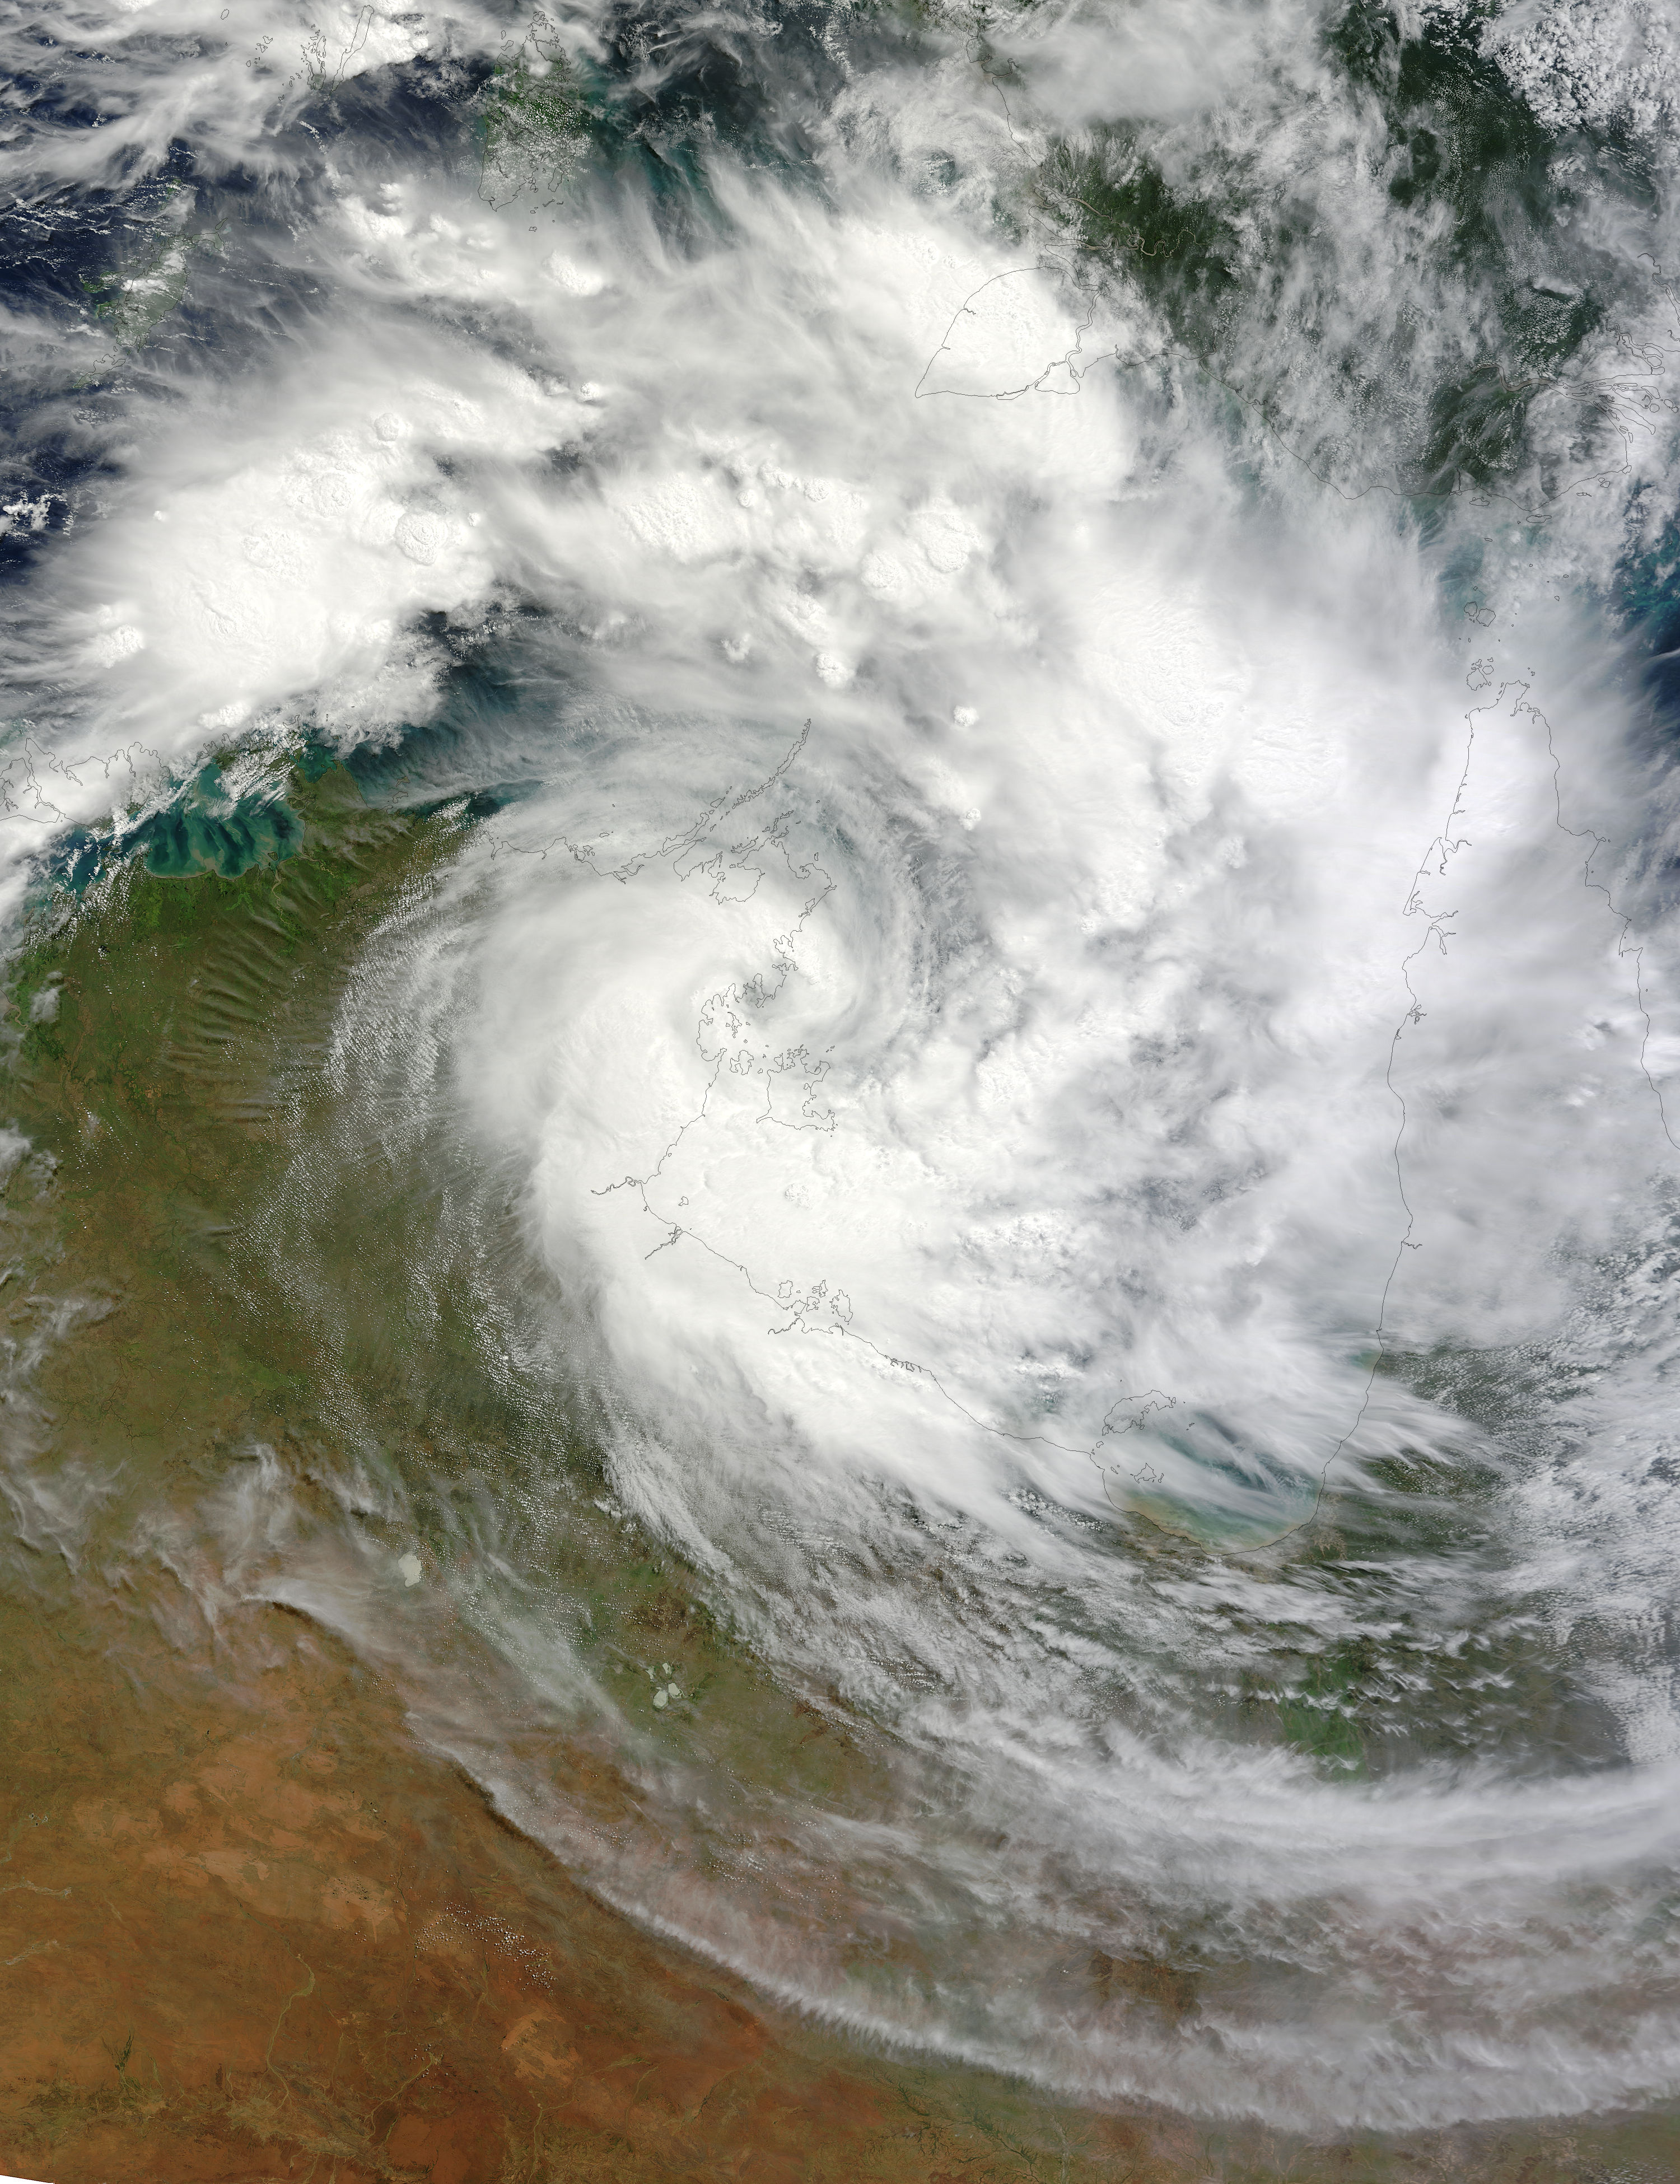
[{"left": 4, "top": 0, "right": 1680, "bottom": 2152}]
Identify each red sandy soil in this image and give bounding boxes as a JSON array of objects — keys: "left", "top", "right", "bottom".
[{"left": 3, "top": 1593, "right": 1672, "bottom": 2184}]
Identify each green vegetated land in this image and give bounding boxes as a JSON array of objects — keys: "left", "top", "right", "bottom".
[
  {"left": 480, "top": 14, "right": 589, "bottom": 208},
  {"left": 1026, "top": 0, "right": 1639, "bottom": 512},
  {"left": 3, "top": 760, "right": 436, "bottom": 1509}
]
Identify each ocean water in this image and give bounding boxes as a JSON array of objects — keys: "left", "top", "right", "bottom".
[{"left": 4, "top": 0, "right": 1680, "bottom": 2143}]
